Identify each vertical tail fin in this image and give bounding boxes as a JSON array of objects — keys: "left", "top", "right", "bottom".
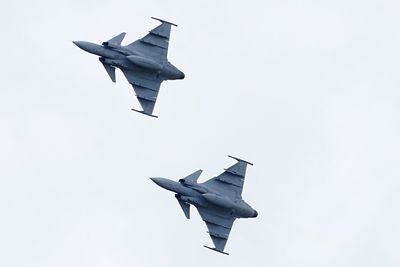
[
  {"left": 102, "top": 32, "right": 126, "bottom": 46},
  {"left": 99, "top": 58, "right": 116, "bottom": 82},
  {"left": 178, "top": 169, "right": 202, "bottom": 184},
  {"left": 175, "top": 194, "right": 190, "bottom": 219}
]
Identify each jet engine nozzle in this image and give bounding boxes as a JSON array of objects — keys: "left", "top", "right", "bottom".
[{"left": 253, "top": 210, "right": 258, "bottom": 218}]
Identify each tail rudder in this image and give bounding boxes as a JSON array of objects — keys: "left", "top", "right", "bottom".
[
  {"left": 102, "top": 32, "right": 126, "bottom": 46},
  {"left": 175, "top": 194, "right": 190, "bottom": 219}
]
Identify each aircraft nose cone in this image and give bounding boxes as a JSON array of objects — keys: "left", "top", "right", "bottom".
[
  {"left": 150, "top": 177, "right": 168, "bottom": 188},
  {"left": 179, "top": 71, "right": 185, "bottom": 79},
  {"left": 150, "top": 177, "right": 161, "bottom": 185},
  {"left": 150, "top": 177, "right": 175, "bottom": 191},
  {"left": 72, "top": 41, "right": 83, "bottom": 48},
  {"left": 73, "top": 41, "right": 92, "bottom": 53}
]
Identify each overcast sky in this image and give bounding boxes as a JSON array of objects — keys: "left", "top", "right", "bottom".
[{"left": 0, "top": 0, "right": 399, "bottom": 266}]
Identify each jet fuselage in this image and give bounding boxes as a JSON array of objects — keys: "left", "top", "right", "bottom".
[
  {"left": 151, "top": 177, "right": 258, "bottom": 219},
  {"left": 73, "top": 41, "right": 185, "bottom": 80}
]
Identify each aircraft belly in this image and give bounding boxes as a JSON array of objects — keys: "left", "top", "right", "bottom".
[
  {"left": 126, "top": 55, "right": 163, "bottom": 71},
  {"left": 179, "top": 195, "right": 208, "bottom": 207},
  {"left": 103, "top": 58, "right": 131, "bottom": 70},
  {"left": 174, "top": 183, "right": 199, "bottom": 197},
  {"left": 202, "top": 193, "right": 235, "bottom": 209},
  {"left": 97, "top": 47, "right": 120, "bottom": 59}
]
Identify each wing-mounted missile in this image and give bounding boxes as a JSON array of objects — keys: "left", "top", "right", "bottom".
[
  {"left": 228, "top": 155, "right": 253, "bottom": 166},
  {"left": 131, "top": 108, "right": 158, "bottom": 118},
  {"left": 151, "top": 17, "right": 178, "bottom": 27},
  {"left": 203, "top": 246, "right": 229, "bottom": 255}
]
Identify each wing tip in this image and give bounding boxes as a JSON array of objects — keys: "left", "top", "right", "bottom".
[
  {"left": 151, "top": 17, "right": 178, "bottom": 27},
  {"left": 228, "top": 155, "right": 253, "bottom": 166},
  {"left": 131, "top": 108, "right": 158, "bottom": 118},
  {"left": 203, "top": 246, "right": 229, "bottom": 255}
]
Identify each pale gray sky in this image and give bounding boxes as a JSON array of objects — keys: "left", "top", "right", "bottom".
[{"left": 0, "top": 0, "right": 399, "bottom": 266}]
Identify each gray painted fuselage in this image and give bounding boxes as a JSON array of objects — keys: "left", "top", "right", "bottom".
[
  {"left": 73, "top": 41, "right": 184, "bottom": 80},
  {"left": 151, "top": 177, "right": 258, "bottom": 219}
]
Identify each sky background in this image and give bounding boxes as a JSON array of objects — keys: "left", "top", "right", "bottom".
[{"left": 1, "top": 0, "right": 399, "bottom": 266}]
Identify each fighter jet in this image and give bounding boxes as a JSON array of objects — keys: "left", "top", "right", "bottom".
[
  {"left": 150, "top": 156, "right": 258, "bottom": 255},
  {"left": 73, "top": 17, "right": 185, "bottom": 118}
]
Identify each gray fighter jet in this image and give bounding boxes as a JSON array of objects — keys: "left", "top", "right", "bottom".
[
  {"left": 150, "top": 156, "right": 258, "bottom": 255},
  {"left": 73, "top": 17, "right": 185, "bottom": 117}
]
